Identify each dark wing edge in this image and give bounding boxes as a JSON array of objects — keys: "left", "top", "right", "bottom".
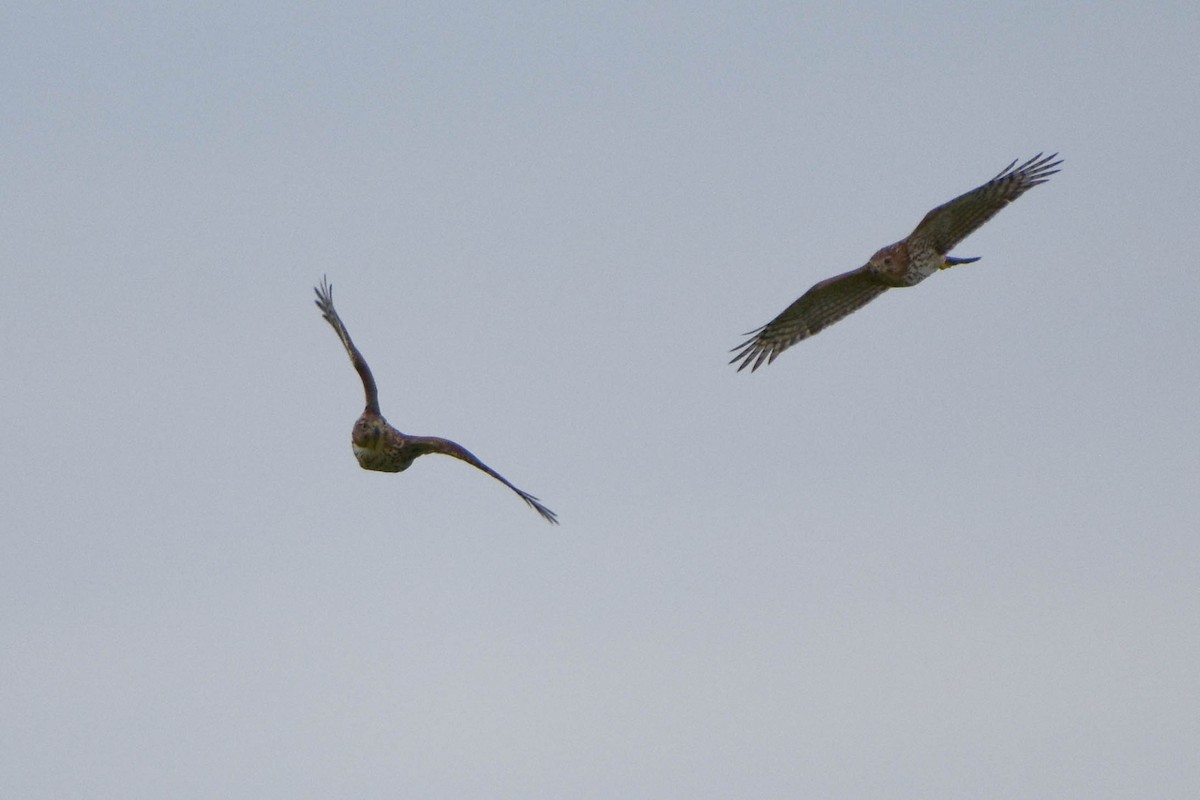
[
  {"left": 414, "top": 436, "right": 559, "bottom": 525},
  {"left": 313, "top": 275, "right": 381, "bottom": 415},
  {"left": 908, "top": 152, "right": 1062, "bottom": 255},
  {"left": 730, "top": 267, "right": 889, "bottom": 372}
]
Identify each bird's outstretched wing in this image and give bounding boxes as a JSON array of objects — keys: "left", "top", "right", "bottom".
[
  {"left": 908, "top": 153, "right": 1062, "bottom": 255},
  {"left": 314, "top": 276, "right": 381, "bottom": 415},
  {"left": 730, "top": 266, "right": 889, "bottom": 372},
  {"left": 411, "top": 436, "right": 559, "bottom": 525}
]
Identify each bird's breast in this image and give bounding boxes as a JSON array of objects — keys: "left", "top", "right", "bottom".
[
  {"left": 353, "top": 443, "right": 413, "bottom": 473},
  {"left": 887, "top": 248, "right": 941, "bottom": 287}
]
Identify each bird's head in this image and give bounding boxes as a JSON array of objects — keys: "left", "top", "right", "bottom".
[
  {"left": 352, "top": 414, "right": 387, "bottom": 448},
  {"left": 866, "top": 241, "right": 915, "bottom": 286},
  {"left": 868, "top": 242, "right": 906, "bottom": 272}
]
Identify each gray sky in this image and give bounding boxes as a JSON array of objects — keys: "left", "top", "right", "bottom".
[{"left": 3, "top": 2, "right": 1198, "bottom": 797}]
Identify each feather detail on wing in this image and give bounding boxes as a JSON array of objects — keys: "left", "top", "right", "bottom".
[
  {"left": 907, "top": 153, "right": 1062, "bottom": 255},
  {"left": 314, "top": 276, "right": 381, "bottom": 415},
  {"left": 730, "top": 266, "right": 889, "bottom": 372},
  {"left": 411, "top": 436, "right": 559, "bottom": 524}
]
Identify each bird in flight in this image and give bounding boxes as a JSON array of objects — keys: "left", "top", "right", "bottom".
[
  {"left": 314, "top": 277, "right": 558, "bottom": 524},
  {"left": 731, "top": 153, "right": 1062, "bottom": 372}
]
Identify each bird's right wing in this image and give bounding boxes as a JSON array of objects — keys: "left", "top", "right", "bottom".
[
  {"left": 314, "top": 276, "right": 381, "bottom": 415},
  {"left": 730, "top": 266, "right": 889, "bottom": 371},
  {"left": 412, "top": 436, "right": 559, "bottom": 525}
]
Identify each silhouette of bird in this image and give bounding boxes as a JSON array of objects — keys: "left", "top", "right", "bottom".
[
  {"left": 314, "top": 277, "right": 558, "bottom": 524},
  {"left": 731, "top": 153, "right": 1062, "bottom": 372}
]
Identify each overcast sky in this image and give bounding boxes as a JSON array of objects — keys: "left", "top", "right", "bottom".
[{"left": 3, "top": 2, "right": 1199, "bottom": 797}]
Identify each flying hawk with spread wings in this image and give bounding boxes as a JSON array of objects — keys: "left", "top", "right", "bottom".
[
  {"left": 314, "top": 277, "right": 557, "bottom": 524},
  {"left": 731, "top": 153, "right": 1062, "bottom": 372}
]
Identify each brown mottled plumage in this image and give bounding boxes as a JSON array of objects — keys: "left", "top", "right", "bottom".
[
  {"left": 314, "top": 277, "right": 557, "bottom": 524},
  {"left": 731, "top": 153, "right": 1062, "bottom": 371}
]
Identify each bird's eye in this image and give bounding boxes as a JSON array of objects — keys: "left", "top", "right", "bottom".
[{"left": 883, "top": 257, "right": 892, "bottom": 265}]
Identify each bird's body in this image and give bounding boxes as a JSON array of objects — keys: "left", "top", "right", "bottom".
[
  {"left": 350, "top": 417, "right": 421, "bottom": 472},
  {"left": 314, "top": 277, "right": 558, "bottom": 524},
  {"left": 731, "top": 153, "right": 1062, "bottom": 371}
]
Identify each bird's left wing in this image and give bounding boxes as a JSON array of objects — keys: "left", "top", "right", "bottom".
[
  {"left": 412, "top": 436, "right": 559, "bottom": 525},
  {"left": 907, "top": 153, "right": 1062, "bottom": 255},
  {"left": 314, "top": 276, "right": 382, "bottom": 415},
  {"left": 731, "top": 266, "right": 889, "bottom": 371}
]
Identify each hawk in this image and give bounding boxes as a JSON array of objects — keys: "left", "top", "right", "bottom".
[
  {"left": 731, "top": 153, "right": 1062, "bottom": 371},
  {"left": 314, "top": 277, "right": 558, "bottom": 524}
]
